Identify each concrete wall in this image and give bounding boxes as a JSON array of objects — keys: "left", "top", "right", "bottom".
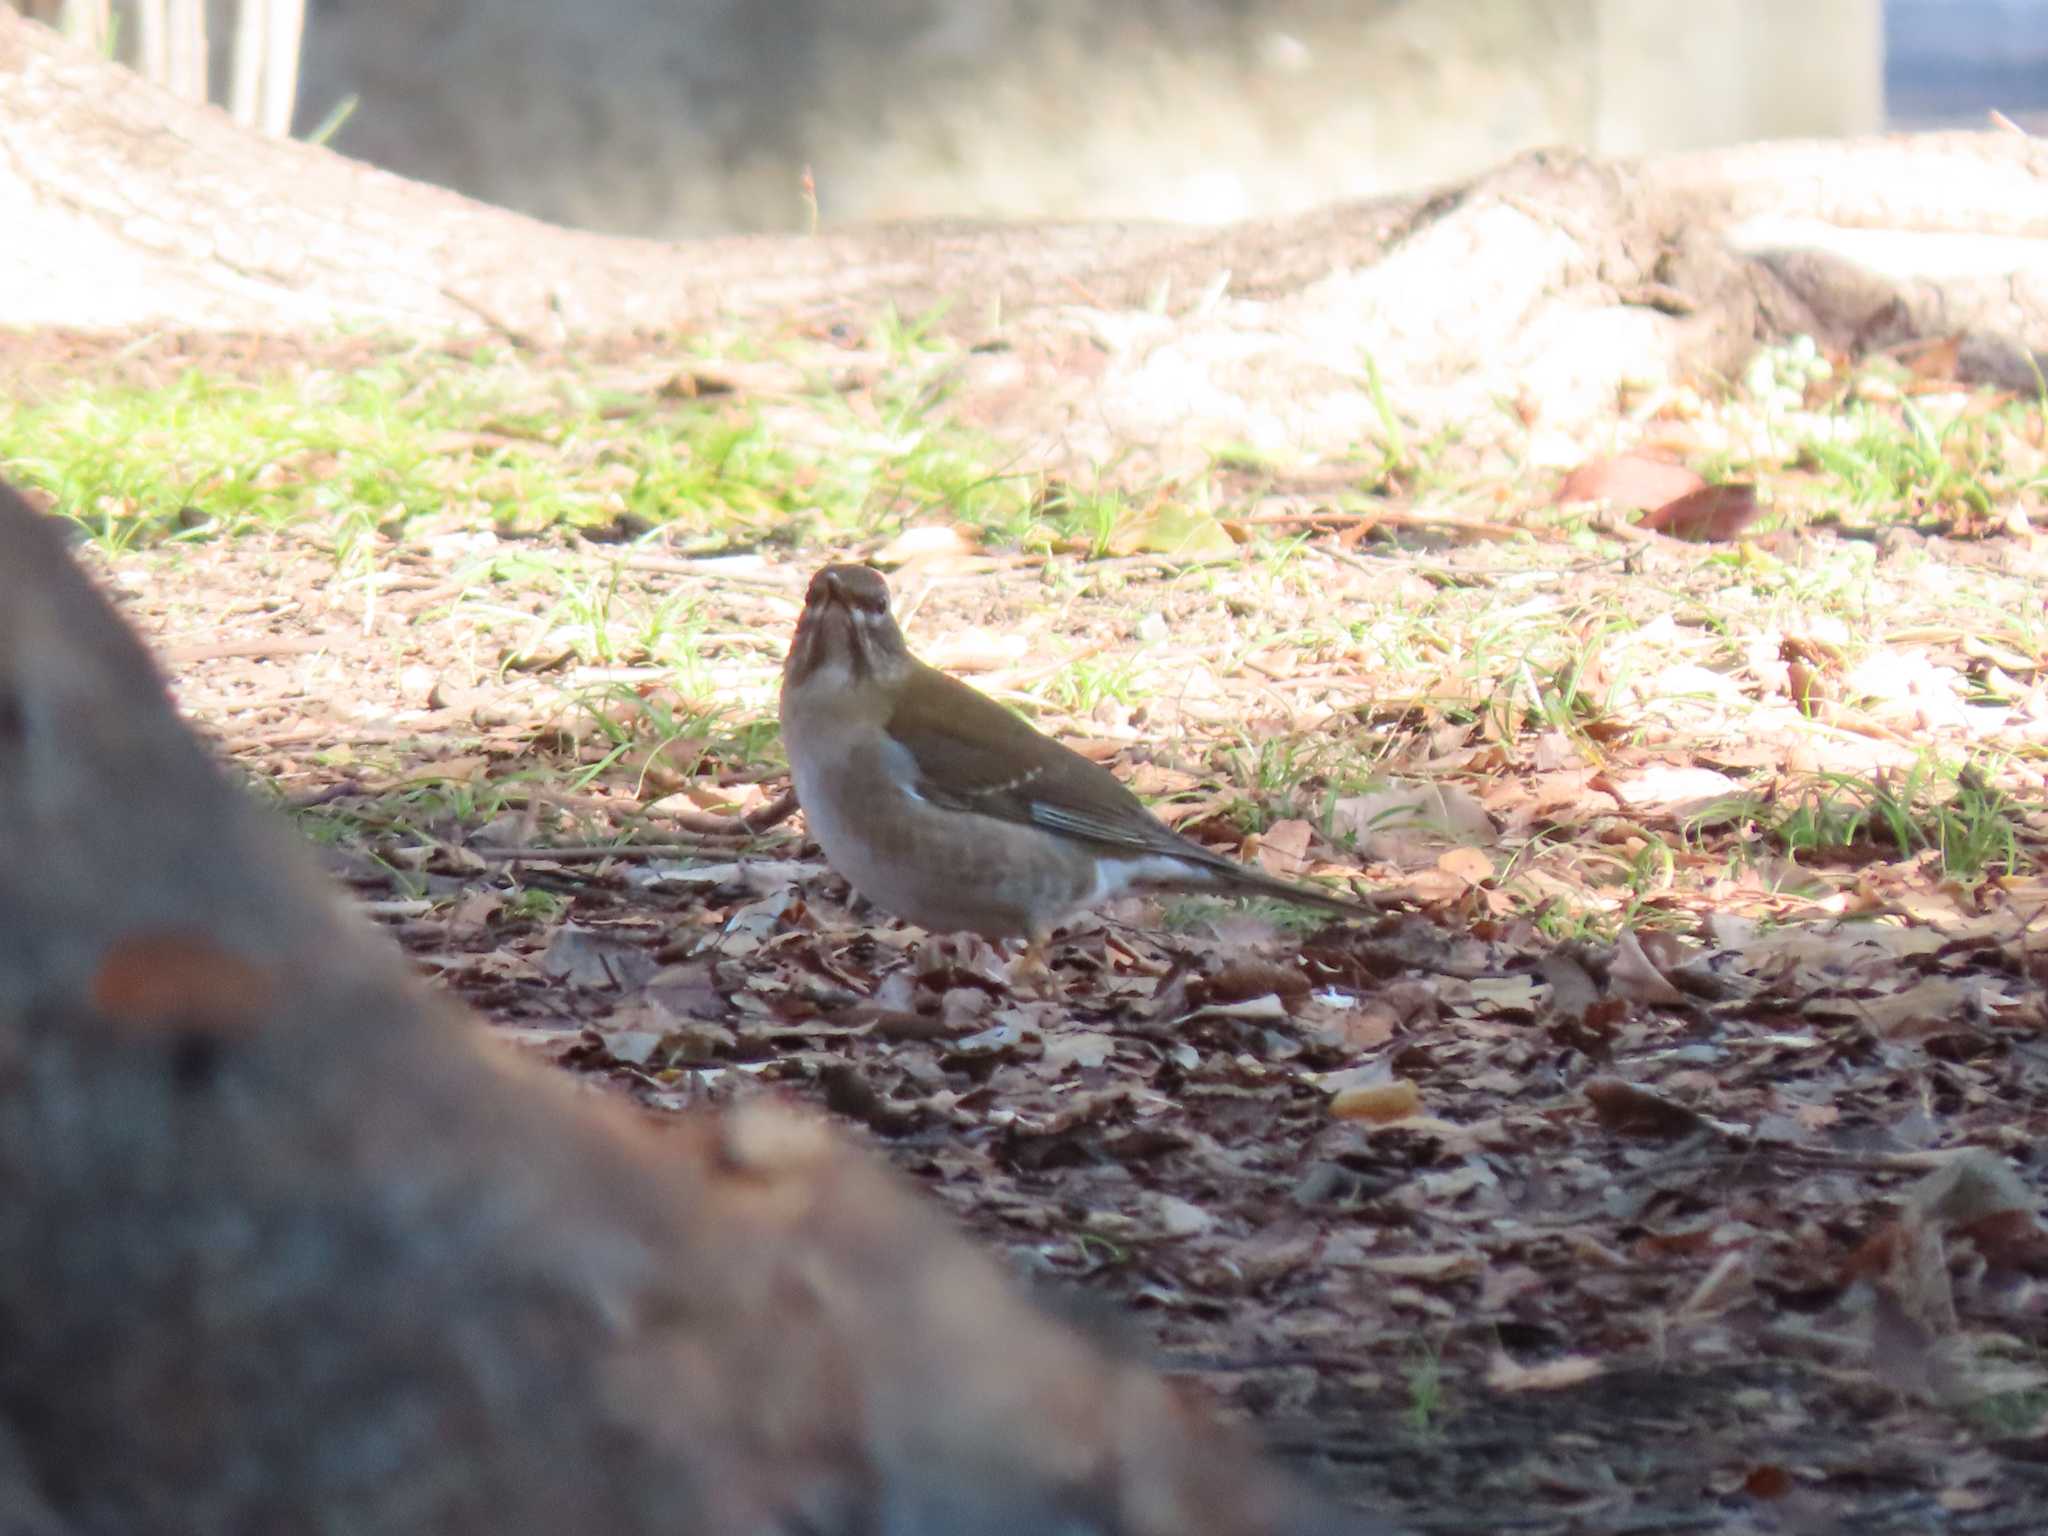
[
  {"left": 1593, "top": 0, "right": 1884, "bottom": 154},
  {"left": 279, "top": 0, "right": 1884, "bottom": 237}
]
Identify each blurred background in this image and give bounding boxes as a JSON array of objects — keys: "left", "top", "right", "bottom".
[
  {"left": 1889, "top": 0, "right": 2048, "bottom": 129},
  {"left": 11, "top": 0, "right": 2043, "bottom": 235}
]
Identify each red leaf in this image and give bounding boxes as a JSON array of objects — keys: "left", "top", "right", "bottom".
[
  {"left": 1744, "top": 1465, "right": 1793, "bottom": 1499},
  {"left": 1555, "top": 453, "right": 1703, "bottom": 509},
  {"left": 1639, "top": 483, "right": 1760, "bottom": 542}
]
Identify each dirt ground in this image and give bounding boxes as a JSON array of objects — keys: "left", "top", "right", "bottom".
[{"left": 21, "top": 320, "right": 2048, "bottom": 1535}]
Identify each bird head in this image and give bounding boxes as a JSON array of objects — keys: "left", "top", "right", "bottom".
[{"left": 783, "top": 564, "right": 914, "bottom": 697}]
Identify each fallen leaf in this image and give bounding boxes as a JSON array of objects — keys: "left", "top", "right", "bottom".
[
  {"left": 1555, "top": 453, "right": 1703, "bottom": 509},
  {"left": 1608, "top": 929, "right": 1687, "bottom": 1006},
  {"left": 1539, "top": 953, "right": 1600, "bottom": 1022},
  {"left": 1599, "top": 764, "right": 1744, "bottom": 814},
  {"left": 872, "top": 522, "right": 981, "bottom": 567},
  {"left": 1638, "top": 482, "right": 1760, "bottom": 541},
  {"left": 1249, "top": 818, "right": 1317, "bottom": 880},
  {"left": 540, "top": 923, "right": 660, "bottom": 989},
  {"left": 921, "top": 626, "right": 1029, "bottom": 673},
  {"left": 1332, "top": 782, "right": 1495, "bottom": 866},
  {"left": 1583, "top": 1077, "right": 1707, "bottom": 1139},
  {"left": 1486, "top": 1352, "right": 1606, "bottom": 1392},
  {"left": 1676, "top": 1250, "right": 1752, "bottom": 1319},
  {"left": 1180, "top": 993, "right": 1291, "bottom": 1025},
  {"left": 1465, "top": 974, "right": 1543, "bottom": 1014},
  {"left": 1786, "top": 659, "right": 1828, "bottom": 715},
  {"left": 1187, "top": 959, "right": 1311, "bottom": 1008},
  {"left": 1361, "top": 1251, "right": 1480, "bottom": 1281},
  {"left": 1436, "top": 846, "right": 1494, "bottom": 886},
  {"left": 1808, "top": 976, "right": 1988, "bottom": 1040},
  {"left": 1042, "top": 1030, "right": 1117, "bottom": 1072},
  {"left": 1330, "top": 1079, "right": 1422, "bottom": 1123},
  {"left": 605, "top": 1029, "right": 665, "bottom": 1067},
  {"left": 1156, "top": 1195, "right": 1216, "bottom": 1237}
]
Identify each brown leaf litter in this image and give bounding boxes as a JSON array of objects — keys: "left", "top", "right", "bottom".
[{"left": 86, "top": 506, "right": 2048, "bottom": 1534}]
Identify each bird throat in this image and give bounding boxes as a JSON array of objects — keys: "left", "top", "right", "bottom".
[{"left": 790, "top": 602, "right": 904, "bottom": 693}]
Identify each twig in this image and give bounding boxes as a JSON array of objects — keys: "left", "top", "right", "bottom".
[
  {"left": 607, "top": 555, "right": 794, "bottom": 587},
  {"left": 283, "top": 779, "right": 369, "bottom": 810},
  {"left": 1224, "top": 506, "right": 1527, "bottom": 540},
  {"left": 470, "top": 787, "right": 799, "bottom": 857},
  {"left": 518, "top": 786, "right": 799, "bottom": 839},
  {"left": 162, "top": 635, "right": 335, "bottom": 662},
  {"left": 471, "top": 842, "right": 746, "bottom": 864},
  {"left": 685, "top": 785, "right": 798, "bottom": 835}
]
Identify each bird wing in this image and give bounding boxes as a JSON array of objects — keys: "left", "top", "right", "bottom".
[
  {"left": 885, "top": 665, "right": 1200, "bottom": 860},
  {"left": 886, "top": 665, "right": 1375, "bottom": 916}
]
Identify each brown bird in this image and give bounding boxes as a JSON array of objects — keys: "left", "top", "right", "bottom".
[{"left": 779, "top": 563, "right": 1374, "bottom": 946}]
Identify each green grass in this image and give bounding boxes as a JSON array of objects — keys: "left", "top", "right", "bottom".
[
  {"left": 1692, "top": 755, "right": 2030, "bottom": 883},
  {"left": 1798, "top": 398, "right": 2014, "bottom": 526},
  {"left": 1358, "top": 348, "right": 1465, "bottom": 494},
  {"left": 561, "top": 686, "right": 781, "bottom": 797},
  {"left": 1964, "top": 1387, "right": 2048, "bottom": 1437},
  {"left": 453, "top": 555, "right": 714, "bottom": 676},
  {"left": 1028, "top": 483, "right": 1238, "bottom": 561},
  {"left": 1160, "top": 893, "right": 1337, "bottom": 936},
  {"left": 0, "top": 345, "right": 1042, "bottom": 554},
  {"left": 1488, "top": 824, "right": 1686, "bottom": 943},
  {"left": 1404, "top": 1337, "right": 1447, "bottom": 1438}
]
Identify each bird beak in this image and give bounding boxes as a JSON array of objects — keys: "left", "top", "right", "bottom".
[{"left": 792, "top": 572, "right": 861, "bottom": 686}]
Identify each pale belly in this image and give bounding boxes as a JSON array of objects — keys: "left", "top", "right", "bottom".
[
  {"left": 791, "top": 759, "right": 1071, "bottom": 939},
  {"left": 783, "top": 701, "right": 1200, "bottom": 940}
]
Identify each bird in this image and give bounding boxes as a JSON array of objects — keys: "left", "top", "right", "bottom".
[{"left": 778, "top": 562, "right": 1376, "bottom": 949}]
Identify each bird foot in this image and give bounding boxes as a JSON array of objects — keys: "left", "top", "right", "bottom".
[{"left": 1006, "top": 936, "right": 1060, "bottom": 998}]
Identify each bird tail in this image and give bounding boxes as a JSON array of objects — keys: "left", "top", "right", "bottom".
[
  {"left": 1222, "top": 860, "right": 1378, "bottom": 918},
  {"left": 1138, "top": 849, "right": 1376, "bottom": 920}
]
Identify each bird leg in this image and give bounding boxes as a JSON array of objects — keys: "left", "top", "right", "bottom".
[{"left": 1006, "top": 929, "right": 1059, "bottom": 997}]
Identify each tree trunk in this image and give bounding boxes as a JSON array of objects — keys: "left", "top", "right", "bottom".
[{"left": 4, "top": 6, "right": 2048, "bottom": 464}]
